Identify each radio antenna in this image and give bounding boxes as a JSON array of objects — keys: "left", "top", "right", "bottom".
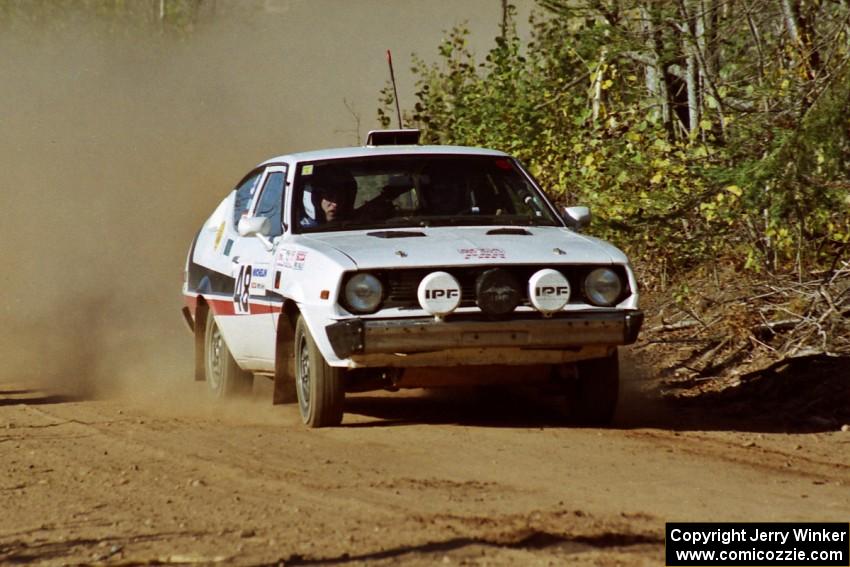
[{"left": 386, "top": 50, "right": 403, "bottom": 129}]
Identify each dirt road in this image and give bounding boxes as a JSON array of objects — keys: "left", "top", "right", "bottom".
[{"left": 2, "top": 365, "right": 848, "bottom": 566}]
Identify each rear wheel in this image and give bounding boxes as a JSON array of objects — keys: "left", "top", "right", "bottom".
[
  {"left": 560, "top": 349, "right": 619, "bottom": 426},
  {"left": 204, "top": 310, "right": 253, "bottom": 399},
  {"left": 294, "top": 316, "right": 345, "bottom": 427}
]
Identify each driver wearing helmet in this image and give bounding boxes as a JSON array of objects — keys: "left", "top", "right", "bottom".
[{"left": 300, "top": 171, "right": 354, "bottom": 228}]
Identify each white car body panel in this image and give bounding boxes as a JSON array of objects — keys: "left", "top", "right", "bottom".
[
  {"left": 301, "top": 226, "right": 620, "bottom": 270},
  {"left": 259, "top": 144, "right": 507, "bottom": 167},
  {"left": 215, "top": 312, "right": 274, "bottom": 370}
]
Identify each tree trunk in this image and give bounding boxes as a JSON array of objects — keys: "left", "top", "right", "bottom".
[
  {"left": 678, "top": 0, "right": 700, "bottom": 134},
  {"left": 678, "top": 0, "right": 727, "bottom": 142},
  {"left": 781, "top": 0, "right": 802, "bottom": 47},
  {"left": 701, "top": 0, "right": 720, "bottom": 81},
  {"left": 641, "top": 5, "right": 672, "bottom": 134},
  {"left": 645, "top": 4, "right": 677, "bottom": 140},
  {"left": 685, "top": 45, "right": 699, "bottom": 134},
  {"left": 781, "top": 0, "right": 820, "bottom": 84},
  {"left": 592, "top": 48, "right": 607, "bottom": 121}
]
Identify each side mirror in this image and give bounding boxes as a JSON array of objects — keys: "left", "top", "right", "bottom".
[
  {"left": 237, "top": 216, "right": 271, "bottom": 237},
  {"left": 563, "top": 206, "right": 591, "bottom": 231}
]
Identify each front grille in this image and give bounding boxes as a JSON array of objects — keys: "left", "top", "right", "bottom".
[
  {"left": 383, "top": 270, "right": 422, "bottom": 307},
  {"left": 374, "top": 265, "right": 630, "bottom": 310}
]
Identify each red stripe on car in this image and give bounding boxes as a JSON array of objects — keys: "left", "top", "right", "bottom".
[
  {"left": 205, "top": 297, "right": 282, "bottom": 315},
  {"left": 207, "top": 297, "right": 236, "bottom": 316}
]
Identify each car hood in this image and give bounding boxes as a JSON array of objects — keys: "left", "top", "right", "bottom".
[{"left": 299, "top": 226, "right": 626, "bottom": 270}]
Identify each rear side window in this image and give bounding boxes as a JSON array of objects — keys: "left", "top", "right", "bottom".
[
  {"left": 255, "top": 171, "right": 286, "bottom": 237},
  {"left": 233, "top": 172, "right": 261, "bottom": 224}
]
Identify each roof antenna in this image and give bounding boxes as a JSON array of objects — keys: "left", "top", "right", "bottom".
[{"left": 386, "top": 50, "right": 403, "bottom": 129}]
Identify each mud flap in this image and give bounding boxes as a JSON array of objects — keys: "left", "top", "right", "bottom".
[
  {"left": 273, "top": 318, "right": 297, "bottom": 404},
  {"left": 194, "top": 305, "right": 207, "bottom": 382},
  {"left": 273, "top": 364, "right": 297, "bottom": 404}
]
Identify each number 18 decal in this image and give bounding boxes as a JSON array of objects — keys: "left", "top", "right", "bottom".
[{"left": 233, "top": 264, "right": 252, "bottom": 314}]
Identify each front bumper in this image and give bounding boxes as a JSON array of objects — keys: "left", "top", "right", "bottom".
[{"left": 325, "top": 310, "right": 644, "bottom": 359}]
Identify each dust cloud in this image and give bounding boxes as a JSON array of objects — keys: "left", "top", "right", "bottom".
[{"left": 0, "top": 1, "right": 532, "bottom": 401}]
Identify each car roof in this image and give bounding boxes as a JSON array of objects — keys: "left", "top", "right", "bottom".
[{"left": 259, "top": 144, "right": 509, "bottom": 166}]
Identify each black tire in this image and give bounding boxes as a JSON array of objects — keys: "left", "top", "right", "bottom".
[
  {"left": 563, "top": 349, "right": 619, "bottom": 426},
  {"left": 204, "top": 310, "right": 253, "bottom": 399},
  {"left": 294, "top": 316, "right": 345, "bottom": 427}
]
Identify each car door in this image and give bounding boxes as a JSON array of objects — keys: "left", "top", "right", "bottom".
[
  {"left": 193, "top": 168, "right": 263, "bottom": 284},
  {"left": 216, "top": 165, "right": 287, "bottom": 371}
]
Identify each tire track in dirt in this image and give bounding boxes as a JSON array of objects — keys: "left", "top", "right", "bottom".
[
  {"left": 622, "top": 428, "right": 850, "bottom": 483},
  {"left": 3, "top": 391, "right": 655, "bottom": 564},
  {"left": 3, "top": 382, "right": 850, "bottom": 564}
]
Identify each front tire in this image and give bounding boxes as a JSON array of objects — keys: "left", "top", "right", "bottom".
[
  {"left": 561, "top": 349, "right": 619, "bottom": 426},
  {"left": 204, "top": 310, "right": 253, "bottom": 399},
  {"left": 294, "top": 316, "right": 344, "bottom": 427}
]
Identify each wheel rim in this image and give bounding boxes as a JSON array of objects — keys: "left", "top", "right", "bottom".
[
  {"left": 207, "top": 323, "right": 224, "bottom": 394},
  {"left": 297, "top": 333, "right": 311, "bottom": 416}
]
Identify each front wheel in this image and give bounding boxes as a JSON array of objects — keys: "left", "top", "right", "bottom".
[
  {"left": 204, "top": 310, "right": 253, "bottom": 399},
  {"left": 560, "top": 349, "right": 619, "bottom": 426},
  {"left": 294, "top": 316, "right": 345, "bottom": 427}
]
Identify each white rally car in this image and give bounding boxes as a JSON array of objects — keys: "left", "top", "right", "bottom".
[{"left": 182, "top": 130, "right": 643, "bottom": 427}]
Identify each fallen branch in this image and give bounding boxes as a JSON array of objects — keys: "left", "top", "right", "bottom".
[
  {"left": 699, "top": 342, "right": 749, "bottom": 377},
  {"left": 650, "top": 318, "right": 702, "bottom": 332},
  {"left": 753, "top": 318, "right": 800, "bottom": 335},
  {"left": 646, "top": 336, "right": 724, "bottom": 344}
]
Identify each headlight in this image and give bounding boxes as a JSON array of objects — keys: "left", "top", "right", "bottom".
[
  {"left": 584, "top": 268, "right": 623, "bottom": 306},
  {"left": 344, "top": 273, "right": 383, "bottom": 313}
]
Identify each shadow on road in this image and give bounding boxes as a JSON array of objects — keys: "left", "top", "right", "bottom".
[
  {"left": 0, "top": 389, "right": 34, "bottom": 396},
  {"left": 0, "top": 390, "right": 78, "bottom": 408},
  {"left": 343, "top": 355, "right": 850, "bottom": 434},
  {"left": 343, "top": 387, "right": 569, "bottom": 429},
  {"left": 274, "top": 528, "right": 661, "bottom": 566}
]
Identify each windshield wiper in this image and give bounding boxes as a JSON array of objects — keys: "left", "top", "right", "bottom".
[
  {"left": 301, "top": 219, "right": 386, "bottom": 233},
  {"left": 417, "top": 214, "right": 556, "bottom": 228},
  {"left": 301, "top": 214, "right": 557, "bottom": 233}
]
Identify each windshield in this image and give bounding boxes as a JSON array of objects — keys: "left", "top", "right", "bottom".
[{"left": 293, "top": 155, "right": 560, "bottom": 233}]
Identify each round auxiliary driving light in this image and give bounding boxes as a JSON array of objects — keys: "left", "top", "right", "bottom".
[
  {"left": 476, "top": 268, "right": 521, "bottom": 316},
  {"left": 344, "top": 273, "right": 383, "bottom": 313},
  {"left": 528, "top": 269, "right": 570, "bottom": 314},
  {"left": 417, "top": 271, "right": 462, "bottom": 316},
  {"left": 584, "top": 268, "right": 623, "bottom": 306}
]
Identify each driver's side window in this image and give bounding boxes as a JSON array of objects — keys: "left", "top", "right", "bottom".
[
  {"left": 233, "top": 171, "right": 262, "bottom": 225},
  {"left": 255, "top": 170, "right": 286, "bottom": 237}
]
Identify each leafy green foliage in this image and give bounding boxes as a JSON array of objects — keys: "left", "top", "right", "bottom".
[{"left": 382, "top": 1, "right": 850, "bottom": 283}]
